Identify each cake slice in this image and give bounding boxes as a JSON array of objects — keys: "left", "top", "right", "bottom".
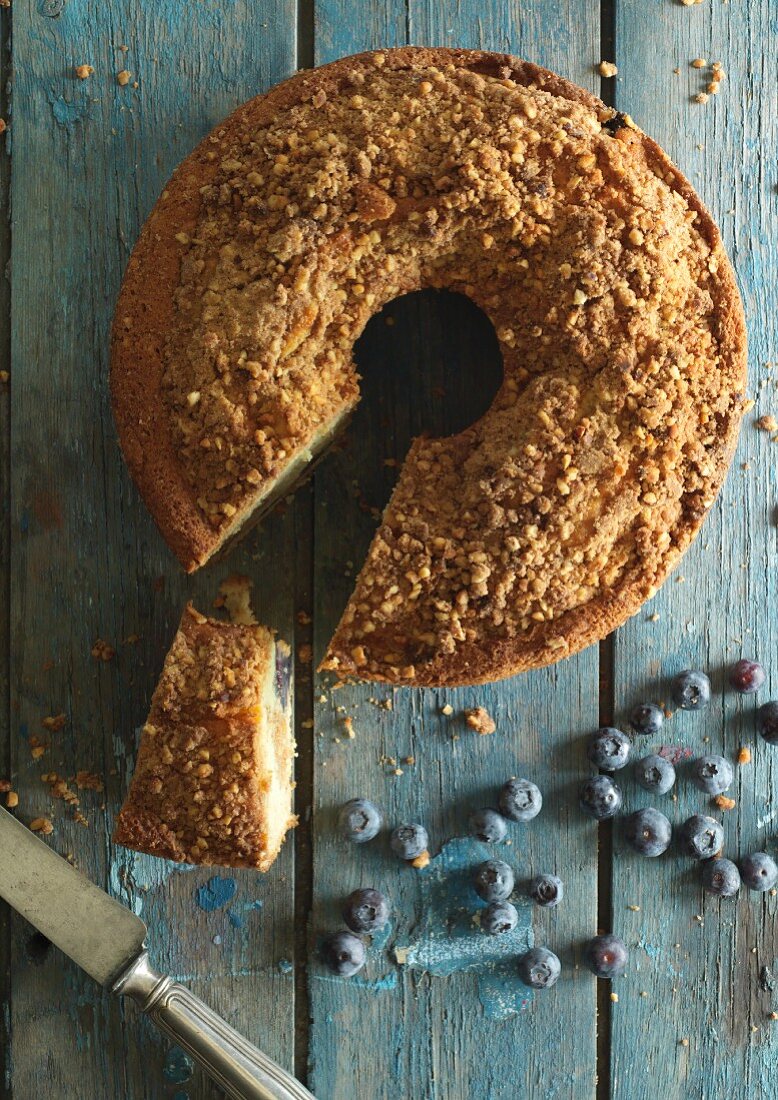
[{"left": 115, "top": 604, "right": 296, "bottom": 870}]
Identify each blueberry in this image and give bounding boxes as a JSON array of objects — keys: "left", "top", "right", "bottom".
[
  {"left": 528, "top": 873, "right": 564, "bottom": 908},
  {"left": 691, "top": 754, "right": 734, "bottom": 796},
  {"left": 671, "top": 670, "right": 711, "bottom": 711},
  {"left": 729, "top": 658, "right": 766, "bottom": 695},
  {"left": 473, "top": 859, "right": 515, "bottom": 902},
  {"left": 757, "top": 701, "right": 778, "bottom": 745},
  {"left": 635, "top": 754, "right": 676, "bottom": 795},
  {"left": 583, "top": 934, "right": 628, "bottom": 979},
  {"left": 679, "top": 814, "right": 724, "bottom": 860},
  {"left": 390, "top": 823, "right": 428, "bottom": 861},
  {"left": 320, "top": 931, "right": 366, "bottom": 977},
  {"left": 739, "top": 852, "right": 778, "bottom": 892},
  {"left": 469, "top": 808, "right": 508, "bottom": 844},
  {"left": 587, "top": 728, "right": 631, "bottom": 772},
  {"left": 623, "top": 808, "right": 672, "bottom": 857},
  {"left": 498, "top": 778, "right": 542, "bottom": 823},
  {"left": 702, "top": 858, "right": 741, "bottom": 898},
  {"left": 579, "top": 775, "right": 622, "bottom": 820},
  {"left": 343, "top": 889, "right": 391, "bottom": 934},
  {"left": 338, "top": 798, "right": 383, "bottom": 844},
  {"left": 517, "top": 947, "right": 561, "bottom": 990},
  {"left": 629, "top": 703, "right": 664, "bottom": 737},
  {"left": 480, "top": 900, "right": 519, "bottom": 935}
]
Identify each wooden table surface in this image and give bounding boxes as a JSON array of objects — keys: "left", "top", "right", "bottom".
[{"left": 2, "top": 1, "right": 777, "bottom": 1097}]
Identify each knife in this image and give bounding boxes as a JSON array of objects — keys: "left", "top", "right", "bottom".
[{"left": 0, "top": 807, "right": 315, "bottom": 1100}]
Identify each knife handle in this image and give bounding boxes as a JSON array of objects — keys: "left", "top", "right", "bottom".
[{"left": 114, "top": 952, "right": 315, "bottom": 1100}]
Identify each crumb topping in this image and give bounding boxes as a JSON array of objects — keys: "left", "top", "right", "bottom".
[{"left": 156, "top": 52, "right": 743, "bottom": 683}]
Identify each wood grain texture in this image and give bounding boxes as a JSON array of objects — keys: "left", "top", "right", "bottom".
[
  {"left": 7, "top": 2, "right": 298, "bottom": 1097},
  {"left": 610, "top": 2, "right": 778, "bottom": 1097},
  {"left": 308, "top": 7, "right": 601, "bottom": 1098}
]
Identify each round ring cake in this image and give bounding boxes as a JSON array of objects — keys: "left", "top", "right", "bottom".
[{"left": 111, "top": 47, "right": 747, "bottom": 687}]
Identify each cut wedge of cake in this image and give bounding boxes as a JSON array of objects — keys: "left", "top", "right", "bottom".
[{"left": 114, "top": 604, "right": 296, "bottom": 870}]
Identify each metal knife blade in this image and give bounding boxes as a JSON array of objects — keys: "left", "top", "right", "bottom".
[{"left": 0, "top": 806, "right": 146, "bottom": 986}]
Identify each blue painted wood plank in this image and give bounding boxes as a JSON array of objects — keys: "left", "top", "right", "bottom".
[
  {"left": 610, "top": 2, "right": 778, "bottom": 1097},
  {"left": 8, "top": 3, "right": 298, "bottom": 1097},
  {"left": 308, "top": 6, "right": 602, "bottom": 1098}
]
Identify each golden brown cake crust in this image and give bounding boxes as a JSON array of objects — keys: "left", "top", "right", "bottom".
[
  {"left": 112, "top": 48, "right": 746, "bottom": 685},
  {"left": 114, "top": 605, "right": 296, "bottom": 869}
]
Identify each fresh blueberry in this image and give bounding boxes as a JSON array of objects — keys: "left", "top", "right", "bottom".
[
  {"left": 583, "top": 934, "right": 628, "bottom": 979},
  {"left": 342, "top": 889, "right": 390, "bottom": 935},
  {"left": 757, "top": 701, "right": 778, "bottom": 745},
  {"left": 623, "top": 808, "right": 672, "bottom": 857},
  {"left": 473, "top": 859, "right": 515, "bottom": 902},
  {"left": 480, "top": 900, "right": 519, "bottom": 935},
  {"left": 498, "top": 778, "right": 542, "bottom": 823},
  {"left": 528, "top": 873, "right": 564, "bottom": 908},
  {"left": 469, "top": 808, "right": 508, "bottom": 844},
  {"left": 702, "top": 858, "right": 741, "bottom": 898},
  {"left": 390, "top": 823, "right": 428, "bottom": 861},
  {"left": 691, "top": 754, "right": 734, "bottom": 796},
  {"left": 320, "top": 931, "right": 366, "bottom": 977},
  {"left": 629, "top": 703, "right": 664, "bottom": 737},
  {"left": 634, "top": 754, "right": 676, "bottom": 795},
  {"left": 739, "top": 852, "right": 778, "bottom": 892},
  {"left": 670, "top": 670, "right": 711, "bottom": 711},
  {"left": 679, "top": 814, "right": 724, "bottom": 860},
  {"left": 338, "top": 798, "right": 383, "bottom": 844},
  {"left": 517, "top": 947, "right": 561, "bottom": 990},
  {"left": 587, "top": 728, "right": 631, "bottom": 772},
  {"left": 579, "top": 775, "right": 622, "bottom": 820},
  {"left": 729, "top": 658, "right": 766, "bottom": 695}
]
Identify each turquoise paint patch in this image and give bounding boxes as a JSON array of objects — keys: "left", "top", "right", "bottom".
[
  {"left": 278, "top": 958, "right": 293, "bottom": 975},
  {"left": 394, "top": 837, "right": 533, "bottom": 1019},
  {"left": 163, "top": 1046, "right": 194, "bottom": 1084},
  {"left": 47, "top": 92, "right": 88, "bottom": 133},
  {"left": 196, "top": 876, "right": 237, "bottom": 912},
  {"left": 314, "top": 971, "right": 398, "bottom": 993},
  {"left": 227, "top": 909, "right": 244, "bottom": 929}
]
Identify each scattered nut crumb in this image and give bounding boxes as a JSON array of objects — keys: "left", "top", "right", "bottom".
[
  {"left": 738, "top": 746, "right": 752, "bottom": 765},
  {"left": 441, "top": 704, "right": 453, "bottom": 716},
  {"left": 30, "top": 817, "right": 53, "bottom": 835},
  {"left": 74, "top": 64, "right": 94, "bottom": 79},
  {"left": 598, "top": 61, "right": 618, "bottom": 78},
  {"left": 757, "top": 414, "right": 778, "bottom": 432},
  {"left": 679, "top": 1038, "right": 689, "bottom": 1048},
  {"left": 116, "top": 69, "right": 132, "bottom": 86},
  {"left": 464, "top": 706, "right": 496, "bottom": 735},
  {"left": 6, "top": 791, "right": 18, "bottom": 808},
  {"left": 411, "top": 850, "right": 430, "bottom": 869},
  {"left": 610, "top": 992, "right": 619, "bottom": 1003},
  {"left": 42, "top": 713, "right": 66, "bottom": 733},
  {"left": 713, "top": 794, "right": 736, "bottom": 811},
  {"left": 91, "top": 639, "right": 115, "bottom": 662}
]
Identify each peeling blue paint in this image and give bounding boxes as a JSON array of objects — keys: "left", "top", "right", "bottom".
[
  {"left": 163, "top": 1046, "right": 194, "bottom": 1084},
  {"left": 196, "top": 876, "right": 237, "bottom": 912},
  {"left": 46, "top": 91, "right": 88, "bottom": 132},
  {"left": 278, "top": 958, "right": 293, "bottom": 975},
  {"left": 227, "top": 909, "right": 244, "bottom": 929}
]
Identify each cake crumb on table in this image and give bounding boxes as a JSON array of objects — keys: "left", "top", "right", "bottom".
[
  {"left": 757, "top": 414, "right": 778, "bottom": 432},
  {"left": 737, "top": 746, "right": 752, "bottom": 764},
  {"left": 42, "top": 713, "right": 66, "bottom": 733},
  {"left": 411, "top": 850, "right": 430, "bottom": 869},
  {"left": 74, "top": 64, "right": 94, "bottom": 79},
  {"left": 691, "top": 58, "right": 707, "bottom": 68},
  {"left": 713, "top": 794, "right": 736, "bottom": 811},
  {"left": 598, "top": 61, "right": 618, "bottom": 78},
  {"left": 440, "top": 704, "right": 453, "bottom": 716},
  {"left": 30, "top": 817, "right": 53, "bottom": 835},
  {"left": 6, "top": 791, "right": 18, "bottom": 808},
  {"left": 464, "top": 706, "right": 496, "bottom": 735},
  {"left": 116, "top": 69, "right": 132, "bottom": 86},
  {"left": 91, "top": 638, "right": 115, "bottom": 662}
]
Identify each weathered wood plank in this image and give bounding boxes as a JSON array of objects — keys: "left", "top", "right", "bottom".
[
  {"left": 309, "top": 7, "right": 602, "bottom": 1098},
  {"left": 610, "top": 2, "right": 778, "bottom": 1097},
  {"left": 8, "top": 3, "right": 298, "bottom": 1097}
]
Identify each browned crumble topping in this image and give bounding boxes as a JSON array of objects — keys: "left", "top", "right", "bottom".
[
  {"left": 114, "top": 605, "right": 296, "bottom": 869},
  {"left": 147, "top": 52, "right": 743, "bottom": 685},
  {"left": 464, "top": 705, "right": 496, "bottom": 735},
  {"left": 91, "top": 638, "right": 116, "bottom": 661}
]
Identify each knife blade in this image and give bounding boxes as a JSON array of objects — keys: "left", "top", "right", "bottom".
[{"left": 0, "top": 807, "right": 315, "bottom": 1100}]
